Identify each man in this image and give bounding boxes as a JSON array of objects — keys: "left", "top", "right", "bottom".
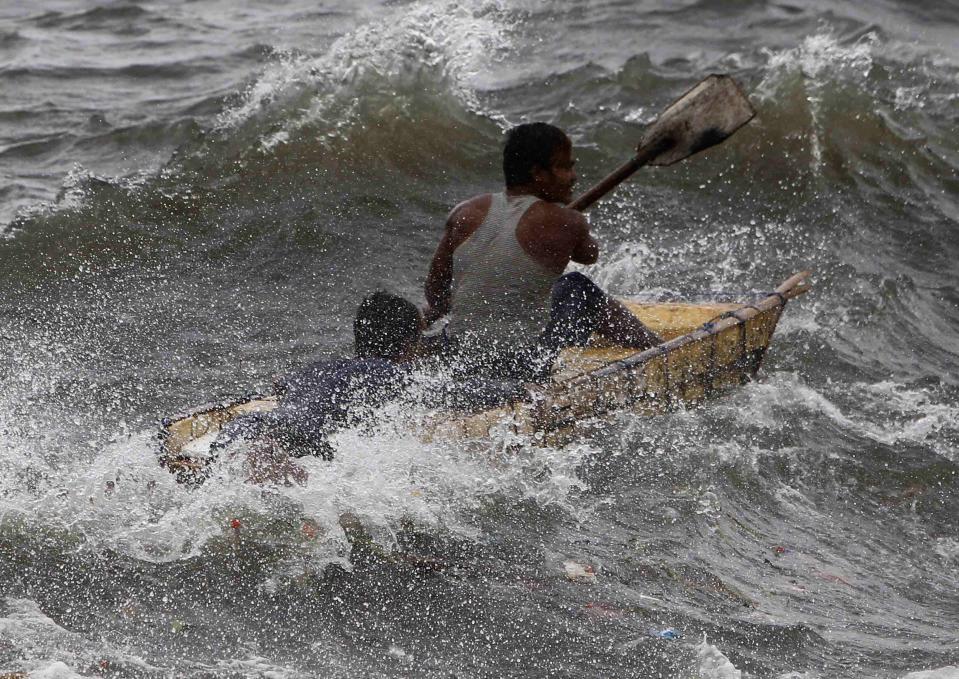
[
  {"left": 424, "top": 122, "right": 660, "bottom": 381},
  {"left": 213, "top": 291, "right": 525, "bottom": 484}
]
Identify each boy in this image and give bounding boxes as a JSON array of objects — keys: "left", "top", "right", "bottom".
[{"left": 213, "top": 291, "right": 525, "bottom": 483}]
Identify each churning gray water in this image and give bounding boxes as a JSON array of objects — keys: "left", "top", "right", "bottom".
[{"left": 1, "top": 1, "right": 958, "bottom": 677}]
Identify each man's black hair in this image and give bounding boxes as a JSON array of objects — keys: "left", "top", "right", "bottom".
[
  {"left": 354, "top": 291, "right": 421, "bottom": 359},
  {"left": 503, "top": 122, "right": 570, "bottom": 187}
]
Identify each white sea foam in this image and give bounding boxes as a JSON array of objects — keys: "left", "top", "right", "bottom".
[
  {"left": 708, "top": 439, "right": 766, "bottom": 469},
  {"left": 776, "top": 306, "right": 823, "bottom": 336},
  {"left": 712, "top": 372, "right": 861, "bottom": 441},
  {"left": 763, "top": 32, "right": 875, "bottom": 84},
  {"left": 758, "top": 31, "right": 878, "bottom": 170},
  {"left": 589, "top": 217, "right": 812, "bottom": 301},
  {"left": 2, "top": 164, "right": 94, "bottom": 229},
  {"left": 4, "top": 162, "right": 157, "bottom": 235},
  {"left": 22, "top": 663, "right": 87, "bottom": 679},
  {"left": 587, "top": 240, "right": 657, "bottom": 294},
  {"left": 694, "top": 636, "right": 742, "bottom": 679},
  {"left": 895, "top": 85, "right": 927, "bottom": 111},
  {"left": 933, "top": 537, "right": 959, "bottom": 562},
  {"left": 902, "top": 667, "right": 959, "bottom": 679},
  {"left": 217, "top": 0, "right": 515, "bottom": 149},
  {"left": 0, "top": 596, "right": 312, "bottom": 677},
  {"left": 0, "top": 366, "right": 593, "bottom": 568},
  {"left": 0, "top": 312, "right": 592, "bottom": 578},
  {"left": 774, "top": 482, "right": 824, "bottom": 518},
  {"left": 0, "top": 598, "right": 161, "bottom": 678},
  {"left": 208, "top": 654, "right": 300, "bottom": 678},
  {"left": 387, "top": 644, "right": 413, "bottom": 661},
  {"left": 854, "top": 381, "right": 959, "bottom": 453},
  {"left": 709, "top": 373, "right": 959, "bottom": 461}
]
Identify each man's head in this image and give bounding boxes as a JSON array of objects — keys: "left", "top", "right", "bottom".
[
  {"left": 503, "top": 122, "right": 576, "bottom": 203},
  {"left": 354, "top": 291, "right": 423, "bottom": 361}
]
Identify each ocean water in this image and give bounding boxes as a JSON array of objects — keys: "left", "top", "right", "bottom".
[{"left": 1, "top": 1, "right": 958, "bottom": 677}]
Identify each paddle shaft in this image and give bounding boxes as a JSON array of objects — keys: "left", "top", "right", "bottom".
[{"left": 567, "top": 135, "right": 674, "bottom": 212}]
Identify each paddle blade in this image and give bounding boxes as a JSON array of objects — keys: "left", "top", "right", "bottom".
[{"left": 641, "top": 75, "right": 755, "bottom": 166}]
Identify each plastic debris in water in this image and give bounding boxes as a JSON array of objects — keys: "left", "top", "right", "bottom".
[
  {"left": 230, "top": 518, "right": 242, "bottom": 530},
  {"left": 563, "top": 560, "right": 597, "bottom": 583},
  {"left": 302, "top": 519, "right": 320, "bottom": 540},
  {"left": 118, "top": 599, "right": 138, "bottom": 618},
  {"left": 650, "top": 627, "right": 682, "bottom": 640},
  {"left": 818, "top": 571, "right": 853, "bottom": 587},
  {"left": 584, "top": 602, "right": 624, "bottom": 619}
]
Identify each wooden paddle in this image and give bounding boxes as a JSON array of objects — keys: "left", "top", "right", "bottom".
[{"left": 567, "top": 74, "right": 755, "bottom": 212}]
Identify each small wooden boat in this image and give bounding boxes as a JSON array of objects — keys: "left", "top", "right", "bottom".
[{"left": 159, "top": 271, "right": 810, "bottom": 483}]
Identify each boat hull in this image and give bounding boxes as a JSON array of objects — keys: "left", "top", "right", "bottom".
[
  {"left": 159, "top": 272, "right": 810, "bottom": 481},
  {"left": 428, "top": 295, "right": 788, "bottom": 445}
]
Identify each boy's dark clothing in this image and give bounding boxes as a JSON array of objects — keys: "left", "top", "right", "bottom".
[
  {"left": 213, "top": 357, "right": 526, "bottom": 459},
  {"left": 212, "top": 272, "right": 627, "bottom": 459}
]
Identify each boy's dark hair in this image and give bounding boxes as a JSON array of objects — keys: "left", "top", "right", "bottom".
[
  {"left": 354, "top": 291, "right": 421, "bottom": 359},
  {"left": 503, "top": 122, "right": 570, "bottom": 187}
]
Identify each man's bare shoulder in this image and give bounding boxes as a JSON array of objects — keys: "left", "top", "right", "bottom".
[
  {"left": 521, "top": 200, "right": 588, "bottom": 232},
  {"left": 513, "top": 198, "right": 594, "bottom": 269},
  {"left": 447, "top": 193, "right": 494, "bottom": 230}
]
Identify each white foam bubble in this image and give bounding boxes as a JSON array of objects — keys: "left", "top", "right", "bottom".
[
  {"left": 763, "top": 32, "right": 876, "bottom": 84},
  {"left": 22, "top": 662, "right": 87, "bottom": 679},
  {"left": 933, "top": 538, "right": 959, "bottom": 562},
  {"left": 902, "top": 667, "right": 959, "bottom": 679},
  {"left": 895, "top": 85, "right": 927, "bottom": 111},
  {"left": 774, "top": 482, "right": 824, "bottom": 519},
  {"left": 4, "top": 163, "right": 154, "bottom": 232},
  {"left": 694, "top": 636, "right": 742, "bottom": 679},
  {"left": 387, "top": 645, "right": 413, "bottom": 661},
  {"left": 207, "top": 654, "right": 300, "bottom": 678},
  {"left": 589, "top": 231, "right": 736, "bottom": 296},
  {"left": 587, "top": 241, "right": 657, "bottom": 294},
  {"left": 776, "top": 300, "right": 824, "bottom": 336}
]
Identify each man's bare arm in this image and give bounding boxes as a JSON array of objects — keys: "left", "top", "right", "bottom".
[
  {"left": 424, "top": 195, "right": 491, "bottom": 323},
  {"left": 569, "top": 211, "right": 599, "bottom": 265},
  {"left": 424, "top": 227, "right": 456, "bottom": 323},
  {"left": 518, "top": 203, "right": 598, "bottom": 269}
]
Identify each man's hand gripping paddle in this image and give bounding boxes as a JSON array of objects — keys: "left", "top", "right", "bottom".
[{"left": 567, "top": 74, "right": 755, "bottom": 212}]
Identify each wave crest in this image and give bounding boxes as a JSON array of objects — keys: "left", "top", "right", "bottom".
[{"left": 216, "top": 0, "right": 516, "bottom": 152}]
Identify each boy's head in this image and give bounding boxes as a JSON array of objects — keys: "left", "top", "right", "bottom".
[{"left": 354, "top": 291, "right": 422, "bottom": 361}]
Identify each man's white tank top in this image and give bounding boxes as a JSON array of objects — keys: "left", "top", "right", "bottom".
[{"left": 449, "top": 192, "right": 557, "bottom": 350}]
